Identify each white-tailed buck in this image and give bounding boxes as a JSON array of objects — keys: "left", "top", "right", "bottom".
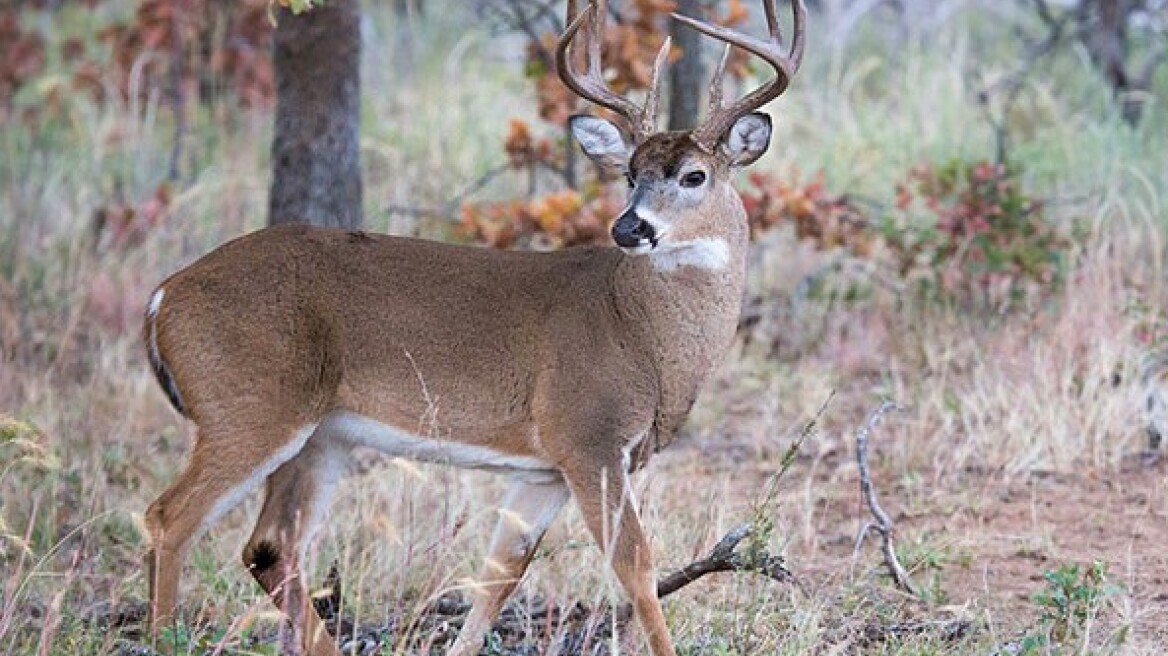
[{"left": 141, "top": 0, "right": 805, "bottom": 654}]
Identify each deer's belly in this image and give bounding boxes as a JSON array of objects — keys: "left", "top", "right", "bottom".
[{"left": 318, "top": 410, "right": 559, "bottom": 481}]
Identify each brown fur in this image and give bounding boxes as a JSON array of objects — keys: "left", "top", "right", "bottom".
[{"left": 144, "top": 62, "right": 769, "bottom": 656}]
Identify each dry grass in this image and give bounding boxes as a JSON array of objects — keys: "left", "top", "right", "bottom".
[{"left": 2, "top": 1, "right": 1167, "bottom": 654}]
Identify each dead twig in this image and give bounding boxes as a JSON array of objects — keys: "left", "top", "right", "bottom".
[
  {"left": 385, "top": 156, "right": 573, "bottom": 225},
  {"left": 655, "top": 522, "right": 796, "bottom": 599},
  {"left": 855, "top": 618, "right": 974, "bottom": 646},
  {"left": 851, "top": 400, "right": 917, "bottom": 596},
  {"left": 976, "top": 0, "right": 1078, "bottom": 164},
  {"left": 478, "top": 0, "right": 563, "bottom": 69}
]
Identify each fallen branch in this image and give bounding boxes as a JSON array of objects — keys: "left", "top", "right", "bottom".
[
  {"left": 625, "top": 396, "right": 833, "bottom": 616},
  {"left": 856, "top": 618, "right": 974, "bottom": 646},
  {"left": 851, "top": 400, "right": 917, "bottom": 596},
  {"left": 656, "top": 522, "right": 796, "bottom": 599}
]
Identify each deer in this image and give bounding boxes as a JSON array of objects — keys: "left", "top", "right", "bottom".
[{"left": 140, "top": 1, "right": 805, "bottom": 654}]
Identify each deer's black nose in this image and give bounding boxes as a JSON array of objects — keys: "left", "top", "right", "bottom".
[{"left": 612, "top": 209, "right": 656, "bottom": 249}]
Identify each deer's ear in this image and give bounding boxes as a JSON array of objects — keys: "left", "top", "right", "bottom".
[
  {"left": 570, "top": 115, "right": 633, "bottom": 170},
  {"left": 723, "top": 112, "right": 772, "bottom": 168}
]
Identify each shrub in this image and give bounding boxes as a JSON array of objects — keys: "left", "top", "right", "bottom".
[
  {"left": 740, "top": 170, "right": 873, "bottom": 255},
  {"left": 881, "top": 159, "right": 1069, "bottom": 309},
  {"left": 1018, "top": 561, "right": 1123, "bottom": 653}
]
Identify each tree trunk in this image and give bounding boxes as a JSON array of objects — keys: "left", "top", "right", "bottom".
[
  {"left": 393, "top": 0, "right": 425, "bottom": 19},
  {"left": 1078, "top": 0, "right": 1157, "bottom": 125},
  {"left": 268, "top": 0, "right": 363, "bottom": 228},
  {"left": 668, "top": 0, "right": 705, "bottom": 130}
]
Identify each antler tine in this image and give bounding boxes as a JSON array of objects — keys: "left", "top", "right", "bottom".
[
  {"left": 641, "top": 36, "right": 672, "bottom": 138},
  {"left": 708, "top": 43, "right": 730, "bottom": 116},
  {"left": 587, "top": 0, "right": 605, "bottom": 84},
  {"left": 673, "top": 0, "right": 807, "bottom": 152},
  {"left": 764, "top": 0, "right": 781, "bottom": 43},
  {"left": 556, "top": 0, "right": 648, "bottom": 141},
  {"left": 564, "top": 0, "right": 579, "bottom": 69}
]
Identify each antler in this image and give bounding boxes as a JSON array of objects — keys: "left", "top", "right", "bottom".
[
  {"left": 557, "top": 0, "right": 672, "bottom": 143},
  {"left": 674, "top": 0, "right": 807, "bottom": 152}
]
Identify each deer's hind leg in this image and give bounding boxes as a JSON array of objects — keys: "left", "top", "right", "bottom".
[
  {"left": 145, "top": 421, "right": 317, "bottom": 634},
  {"left": 243, "top": 426, "right": 348, "bottom": 656}
]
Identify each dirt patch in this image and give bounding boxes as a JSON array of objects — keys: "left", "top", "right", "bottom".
[
  {"left": 926, "top": 459, "right": 1168, "bottom": 642},
  {"left": 687, "top": 441, "right": 1168, "bottom": 648}
]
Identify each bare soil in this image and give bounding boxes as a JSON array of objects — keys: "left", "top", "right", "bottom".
[{"left": 665, "top": 435, "right": 1168, "bottom": 650}]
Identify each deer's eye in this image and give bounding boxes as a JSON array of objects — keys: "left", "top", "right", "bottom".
[{"left": 680, "top": 171, "right": 706, "bottom": 188}]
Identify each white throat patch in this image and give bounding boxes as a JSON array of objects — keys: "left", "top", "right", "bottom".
[{"left": 649, "top": 238, "right": 730, "bottom": 272}]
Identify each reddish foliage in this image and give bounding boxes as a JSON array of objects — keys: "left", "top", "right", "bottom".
[
  {"left": 94, "top": 0, "right": 274, "bottom": 108},
  {"left": 884, "top": 159, "right": 1068, "bottom": 305},
  {"left": 0, "top": 11, "right": 46, "bottom": 122},
  {"left": 92, "top": 183, "right": 172, "bottom": 251},
  {"left": 503, "top": 119, "right": 558, "bottom": 171},
  {"left": 461, "top": 187, "right": 621, "bottom": 250},
  {"left": 606, "top": 0, "right": 677, "bottom": 92},
  {"left": 741, "top": 171, "right": 872, "bottom": 255}
]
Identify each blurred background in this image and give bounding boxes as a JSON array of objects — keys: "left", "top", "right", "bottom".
[{"left": 1, "top": 0, "right": 1166, "bottom": 653}]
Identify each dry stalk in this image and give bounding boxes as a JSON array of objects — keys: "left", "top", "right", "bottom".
[{"left": 851, "top": 400, "right": 918, "bottom": 596}]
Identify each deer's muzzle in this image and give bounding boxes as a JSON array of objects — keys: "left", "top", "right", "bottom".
[{"left": 612, "top": 209, "right": 657, "bottom": 249}]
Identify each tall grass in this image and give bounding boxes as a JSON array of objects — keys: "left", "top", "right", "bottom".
[{"left": 2, "top": 0, "right": 1166, "bottom": 653}]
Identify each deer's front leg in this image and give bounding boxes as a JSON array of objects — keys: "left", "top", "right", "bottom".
[
  {"left": 564, "top": 452, "right": 677, "bottom": 656},
  {"left": 447, "top": 475, "right": 571, "bottom": 656}
]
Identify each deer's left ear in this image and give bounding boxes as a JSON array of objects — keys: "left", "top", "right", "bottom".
[{"left": 723, "top": 112, "right": 772, "bottom": 167}]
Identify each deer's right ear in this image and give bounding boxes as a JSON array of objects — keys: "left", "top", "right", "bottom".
[{"left": 570, "top": 115, "right": 633, "bottom": 170}]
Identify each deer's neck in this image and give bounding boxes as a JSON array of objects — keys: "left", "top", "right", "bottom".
[{"left": 614, "top": 214, "right": 749, "bottom": 451}]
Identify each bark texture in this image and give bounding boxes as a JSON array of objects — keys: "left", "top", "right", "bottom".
[
  {"left": 269, "top": 0, "right": 363, "bottom": 228},
  {"left": 668, "top": 0, "right": 706, "bottom": 131}
]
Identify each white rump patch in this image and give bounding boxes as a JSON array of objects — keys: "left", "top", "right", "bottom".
[
  {"left": 146, "top": 289, "right": 164, "bottom": 363},
  {"left": 145, "top": 286, "right": 170, "bottom": 406},
  {"left": 147, "top": 288, "right": 165, "bottom": 317},
  {"left": 650, "top": 238, "right": 730, "bottom": 272}
]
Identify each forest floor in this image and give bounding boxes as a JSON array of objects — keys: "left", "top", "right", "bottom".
[{"left": 4, "top": 1, "right": 1168, "bottom": 654}]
